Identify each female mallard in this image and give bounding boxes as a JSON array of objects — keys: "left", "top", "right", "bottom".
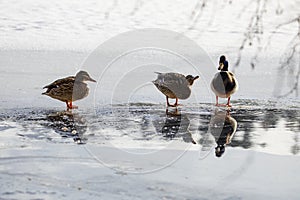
[
  {"left": 211, "top": 55, "right": 238, "bottom": 107},
  {"left": 153, "top": 72, "right": 199, "bottom": 107},
  {"left": 42, "top": 71, "right": 96, "bottom": 109}
]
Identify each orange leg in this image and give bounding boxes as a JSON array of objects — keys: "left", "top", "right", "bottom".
[
  {"left": 173, "top": 98, "right": 179, "bottom": 107},
  {"left": 66, "top": 101, "right": 78, "bottom": 109},
  {"left": 66, "top": 101, "right": 71, "bottom": 109},
  {"left": 215, "top": 96, "right": 231, "bottom": 107},
  {"left": 166, "top": 96, "right": 171, "bottom": 107},
  {"left": 69, "top": 101, "right": 78, "bottom": 109},
  {"left": 166, "top": 96, "right": 179, "bottom": 107},
  {"left": 226, "top": 97, "right": 231, "bottom": 107}
]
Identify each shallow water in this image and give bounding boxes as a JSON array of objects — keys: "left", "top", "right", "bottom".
[
  {"left": 1, "top": 99, "right": 299, "bottom": 156},
  {"left": 1, "top": 99, "right": 299, "bottom": 199}
]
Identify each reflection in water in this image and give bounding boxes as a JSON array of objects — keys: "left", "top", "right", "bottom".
[
  {"left": 209, "top": 109, "right": 237, "bottom": 157},
  {"left": 162, "top": 108, "right": 181, "bottom": 138},
  {"left": 0, "top": 109, "right": 88, "bottom": 144},
  {"left": 229, "top": 108, "right": 300, "bottom": 155},
  {"left": 98, "top": 104, "right": 299, "bottom": 156},
  {"left": 162, "top": 108, "right": 195, "bottom": 144},
  {"left": 150, "top": 107, "right": 195, "bottom": 144},
  {"left": 193, "top": 105, "right": 300, "bottom": 156},
  {"left": 215, "top": 107, "right": 300, "bottom": 156},
  {"left": 45, "top": 110, "right": 87, "bottom": 144},
  {"left": 0, "top": 101, "right": 299, "bottom": 155}
]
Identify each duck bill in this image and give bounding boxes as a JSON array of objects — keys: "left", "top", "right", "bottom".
[
  {"left": 193, "top": 76, "right": 200, "bottom": 81},
  {"left": 218, "top": 63, "right": 224, "bottom": 70},
  {"left": 88, "top": 77, "right": 97, "bottom": 82}
]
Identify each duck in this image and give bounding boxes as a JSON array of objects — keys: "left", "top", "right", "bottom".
[
  {"left": 152, "top": 72, "right": 199, "bottom": 107},
  {"left": 42, "top": 71, "right": 96, "bottom": 109},
  {"left": 210, "top": 55, "right": 238, "bottom": 107},
  {"left": 209, "top": 110, "right": 237, "bottom": 157},
  {"left": 163, "top": 108, "right": 196, "bottom": 144}
]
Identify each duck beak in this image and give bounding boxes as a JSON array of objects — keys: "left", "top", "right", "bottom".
[
  {"left": 218, "top": 63, "right": 224, "bottom": 70},
  {"left": 193, "top": 76, "right": 200, "bottom": 81},
  {"left": 88, "top": 77, "right": 96, "bottom": 82}
]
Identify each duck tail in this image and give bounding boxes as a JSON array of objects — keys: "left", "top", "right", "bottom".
[{"left": 154, "top": 72, "right": 162, "bottom": 75}]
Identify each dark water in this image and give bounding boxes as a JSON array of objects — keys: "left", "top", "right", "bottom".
[{"left": 1, "top": 99, "right": 299, "bottom": 156}]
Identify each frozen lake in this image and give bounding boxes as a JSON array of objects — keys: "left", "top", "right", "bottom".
[{"left": 0, "top": 0, "right": 300, "bottom": 199}]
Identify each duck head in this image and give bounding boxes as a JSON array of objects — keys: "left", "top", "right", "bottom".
[
  {"left": 185, "top": 75, "right": 199, "bottom": 86},
  {"left": 215, "top": 144, "right": 225, "bottom": 157},
  {"left": 75, "top": 71, "right": 96, "bottom": 82},
  {"left": 218, "top": 55, "right": 227, "bottom": 71}
]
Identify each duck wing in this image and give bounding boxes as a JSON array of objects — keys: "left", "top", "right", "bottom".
[
  {"left": 222, "top": 72, "right": 237, "bottom": 92},
  {"left": 153, "top": 73, "right": 191, "bottom": 99},
  {"left": 211, "top": 72, "right": 238, "bottom": 97},
  {"left": 43, "top": 76, "right": 75, "bottom": 94}
]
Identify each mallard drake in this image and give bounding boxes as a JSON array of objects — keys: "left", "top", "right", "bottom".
[
  {"left": 209, "top": 110, "right": 237, "bottom": 157},
  {"left": 42, "top": 71, "right": 96, "bottom": 109},
  {"left": 210, "top": 55, "right": 238, "bottom": 107},
  {"left": 152, "top": 72, "right": 199, "bottom": 107}
]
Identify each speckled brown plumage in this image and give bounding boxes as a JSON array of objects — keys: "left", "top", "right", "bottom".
[
  {"left": 43, "top": 71, "right": 96, "bottom": 109},
  {"left": 153, "top": 72, "right": 199, "bottom": 107}
]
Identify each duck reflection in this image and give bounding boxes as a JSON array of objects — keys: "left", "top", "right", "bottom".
[
  {"left": 209, "top": 109, "right": 237, "bottom": 157},
  {"left": 162, "top": 108, "right": 195, "bottom": 144},
  {"left": 46, "top": 110, "right": 87, "bottom": 144}
]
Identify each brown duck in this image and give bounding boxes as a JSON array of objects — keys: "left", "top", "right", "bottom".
[
  {"left": 152, "top": 72, "right": 199, "bottom": 107},
  {"left": 42, "top": 71, "right": 96, "bottom": 109}
]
